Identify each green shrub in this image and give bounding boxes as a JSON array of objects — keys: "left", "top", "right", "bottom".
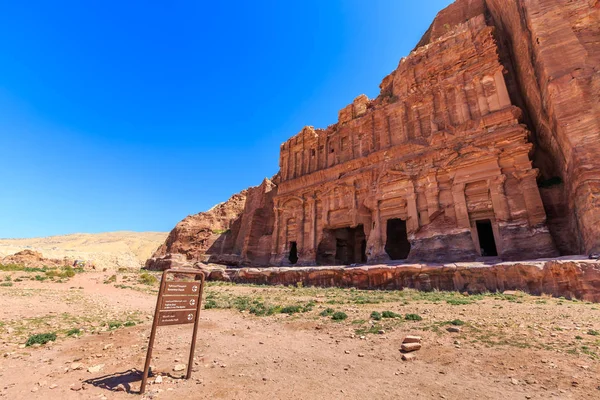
[
  {"left": 0, "top": 282, "right": 13, "bottom": 287},
  {"left": 382, "top": 311, "right": 401, "bottom": 319},
  {"left": 281, "top": 305, "right": 302, "bottom": 315},
  {"left": 448, "top": 319, "right": 465, "bottom": 326},
  {"left": 370, "top": 311, "right": 382, "bottom": 321},
  {"left": 204, "top": 299, "right": 218, "bottom": 309},
  {"left": 66, "top": 328, "right": 81, "bottom": 337},
  {"left": 405, "top": 313, "right": 422, "bottom": 321},
  {"left": 331, "top": 312, "right": 348, "bottom": 321},
  {"left": 26, "top": 333, "right": 56, "bottom": 346},
  {"left": 320, "top": 308, "right": 335, "bottom": 317},
  {"left": 588, "top": 329, "right": 600, "bottom": 336},
  {"left": 108, "top": 321, "right": 122, "bottom": 329},
  {"left": 139, "top": 272, "right": 158, "bottom": 285},
  {"left": 124, "top": 321, "right": 136, "bottom": 327}
]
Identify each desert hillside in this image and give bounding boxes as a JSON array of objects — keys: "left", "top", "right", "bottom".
[{"left": 0, "top": 231, "right": 168, "bottom": 270}]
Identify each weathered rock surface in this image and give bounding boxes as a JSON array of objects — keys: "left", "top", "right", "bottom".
[
  {"left": 0, "top": 250, "right": 72, "bottom": 268},
  {"left": 147, "top": 178, "right": 277, "bottom": 269},
  {"left": 199, "top": 258, "right": 600, "bottom": 302},
  {"left": 149, "top": 0, "right": 600, "bottom": 271}
]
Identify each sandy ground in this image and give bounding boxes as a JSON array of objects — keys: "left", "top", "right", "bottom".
[
  {"left": 0, "top": 231, "right": 167, "bottom": 270},
  {"left": 1, "top": 270, "right": 600, "bottom": 400}
]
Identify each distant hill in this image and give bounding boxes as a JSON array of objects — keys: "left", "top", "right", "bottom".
[{"left": 0, "top": 231, "right": 168, "bottom": 270}]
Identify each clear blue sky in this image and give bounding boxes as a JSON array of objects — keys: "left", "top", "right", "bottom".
[{"left": 0, "top": 0, "right": 452, "bottom": 238}]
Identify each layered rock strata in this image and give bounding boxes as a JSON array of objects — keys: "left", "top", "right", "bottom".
[
  {"left": 199, "top": 258, "right": 600, "bottom": 303},
  {"left": 148, "top": 0, "right": 599, "bottom": 270}
]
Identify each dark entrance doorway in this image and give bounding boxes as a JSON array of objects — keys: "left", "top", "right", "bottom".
[
  {"left": 475, "top": 219, "right": 498, "bottom": 256},
  {"left": 385, "top": 218, "right": 411, "bottom": 260},
  {"left": 288, "top": 241, "right": 298, "bottom": 264},
  {"left": 316, "top": 225, "right": 366, "bottom": 265}
]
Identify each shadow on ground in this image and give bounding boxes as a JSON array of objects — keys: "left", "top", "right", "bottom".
[{"left": 84, "top": 369, "right": 143, "bottom": 393}]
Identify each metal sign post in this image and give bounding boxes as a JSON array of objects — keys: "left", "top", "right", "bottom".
[{"left": 140, "top": 269, "right": 205, "bottom": 394}]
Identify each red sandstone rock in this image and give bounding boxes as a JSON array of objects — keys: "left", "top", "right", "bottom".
[
  {"left": 149, "top": 0, "right": 600, "bottom": 284},
  {"left": 199, "top": 258, "right": 600, "bottom": 302},
  {"left": 403, "top": 336, "right": 422, "bottom": 344},
  {"left": 401, "top": 343, "right": 422, "bottom": 352}
]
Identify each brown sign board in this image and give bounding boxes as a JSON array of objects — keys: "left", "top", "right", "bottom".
[
  {"left": 161, "top": 295, "right": 198, "bottom": 310},
  {"left": 165, "top": 281, "right": 201, "bottom": 296},
  {"left": 141, "top": 269, "right": 205, "bottom": 394},
  {"left": 157, "top": 310, "right": 196, "bottom": 326}
]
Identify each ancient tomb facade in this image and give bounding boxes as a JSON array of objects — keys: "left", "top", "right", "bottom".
[{"left": 271, "top": 16, "right": 557, "bottom": 265}]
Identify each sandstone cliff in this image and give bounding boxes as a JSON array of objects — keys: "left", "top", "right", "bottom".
[
  {"left": 148, "top": 0, "right": 600, "bottom": 270},
  {"left": 146, "top": 177, "right": 277, "bottom": 269}
]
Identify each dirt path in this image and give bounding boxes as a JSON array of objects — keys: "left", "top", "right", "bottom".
[{"left": 1, "top": 271, "right": 599, "bottom": 399}]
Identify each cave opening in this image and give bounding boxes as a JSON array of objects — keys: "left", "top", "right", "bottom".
[
  {"left": 316, "top": 225, "right": 366, "bottom": 265},
  {"left": 288, "top": 241, "right": 298, "bottom": 264},
  {"left": 384, "top": 218, "right": 411, "bottom": 260},
  {"left": 475, "top": 219, "right": 498, "bottom": 257}
]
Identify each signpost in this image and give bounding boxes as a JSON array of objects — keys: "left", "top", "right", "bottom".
[{"left": 140, "top": 269, "right": 205, "bottom": 394}]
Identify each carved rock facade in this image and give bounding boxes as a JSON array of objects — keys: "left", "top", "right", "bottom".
[{"left": 148, "top": 0, "right": 600, "bottom": 270}]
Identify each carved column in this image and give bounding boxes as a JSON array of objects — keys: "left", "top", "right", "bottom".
[
  {"left": 452, "top": 183, "right": 470, "bottom": 229},
  {"left": 298, "top": 199, "right": 305, "bottom": 255},
  {"left": 305, "top": 196, "right": 316, "bottom": 260},
  {"left": 493, "top": 69, "right": 511, "bottom": 109},
  {"left": 517, "top": 169, "right": 546, "bottom": 226},
  {"left": 489, "top": 174, "right": 510, "bottom": 222},
  {"left": 425, "top": 174, "right": 440, "bottom": 222},
  {"left": 474, "top": 77, "right": 490, "bottom": 117},
  {"left": 406, "top": 193, "right": 419, "bottom": 233},
  {"left": 271, "top": 205, "right": 281, "bottom": 261}
]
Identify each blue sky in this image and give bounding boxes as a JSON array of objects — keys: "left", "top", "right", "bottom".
[{"left": 0, "top": 0, "right": 452, "bottom": 238}]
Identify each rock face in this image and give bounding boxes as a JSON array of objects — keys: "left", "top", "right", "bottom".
[
  {"left": 0, "top": 250, "right": 71, "bottom": 268},
  {"left": 199, "top": 258, "right": 600, "bottom": 303},
  {"left": 146, "top": 178, "right": 277, "bottom": 269},
  {"left": 149, "top": 0, "right": 599, "bottom": 269}
]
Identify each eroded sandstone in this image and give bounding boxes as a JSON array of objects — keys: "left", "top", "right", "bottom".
[{"left": 148, "top": 0, "right": 600, "bottom": 276}]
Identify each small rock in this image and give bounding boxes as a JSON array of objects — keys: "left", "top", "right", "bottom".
[
  {"left": 446, "top": 326, "right": 461, "bottom": 333},
  {"left": 31, "top": 387, "right": 39, "bottom": 393},
  {"left": 401, "top": 343, "right": 422, "bottom": 352},
  {"left": 115, "top": 384, "right": 126, "bottom": 392},
  {"left": 344, "top": 350, "right": 350, "bottom": 354},
  {"left": 358, "top": 353, "right": 365, "bottom": 357},
  {"left": 70, "top": 362, "right": 83, "bottom": 370},
  {"left": 87, "top": 364, "right": 105, "bottom": 373},
  {"left": 402, "top": 336, "right": 422, "bottom": 344},
  {"left": 503, "top": 290, "right": 518, "bottom": 296},
  {"left": 49, "top": 384, "right": 58, "bottom": 389},
  {"left": 402, "top": 353, "right": 416, "bottom": 361},
  {"left": 173, "top": 364, "right": 186, "bottom": 372},
  {"left": 155, "top": 375, "right": 163, "bottom": 384},
  {"left": 511, "top": 378, "right": 519, "bottom": 385}
]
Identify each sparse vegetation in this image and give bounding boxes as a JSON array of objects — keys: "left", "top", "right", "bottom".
[
  {"left": 381, "top": 310, "right": 402, "bottom": 318},
  {"left": 25, "top": 332, "right": 57, "bottom": 346},
  {"left": 139, "top": 272, "right": 158, "bottom": 285},
  {"left": 320, "top": 308, "right": 336, "bottom": 317},
  {"left": 405, "top": 313, "right": 423, "bottom": 321},
  {"left": 331, "top": 311, "right": 348, "bottom": 321},
  {"left": 66, "top": 328, "right": 81, "bottom": 337}
]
